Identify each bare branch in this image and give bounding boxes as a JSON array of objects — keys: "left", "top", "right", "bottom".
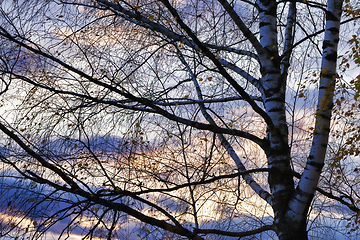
[
  {"left": 195, "top": 224, "right": 274, "bottom": 237},
  {"left": 160, "top": 0, "right": 275, "bottom": 131}
]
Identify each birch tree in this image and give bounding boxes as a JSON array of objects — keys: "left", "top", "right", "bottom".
[{"left": 0, "top": 0, "right": 359, "bottom": 239}]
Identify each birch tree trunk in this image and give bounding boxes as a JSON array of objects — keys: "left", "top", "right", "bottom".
[
  {"left": 256, "top": 0, "right": 295, "bottom": 236},
  {"left": 276, "top": 0, "right": 344, "bottom": 238},
  {"left": 0, "top": 0, "right": 353, "bottom": 239}
]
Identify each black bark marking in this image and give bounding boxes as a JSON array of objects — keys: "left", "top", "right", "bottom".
[
  {"left": 328, "top": 27, "right": 339, "bottom": 34},
  {"left": 268, "top": 159, "right": 291, "bottom": 166},
  {"left": 260, "top": 21, "right": 272, "bottom": 27},
  {"left": 321, "top": 143, "right": 328, "bottom": 148},
  {"left": 325, "top": 52, "right": 338, "bottom": 61},
  {"left": 318, "top": 113, "right": 331, "bottom": 120},
  {"left": 264, "top": 89, "right": 283, "bottom": 97},
  {"left": 295, "top": 187, "right": 314, "bottom": 200},
  {"left": 268, "top": 107, "right": 285, "bottom": 113},
  {"left": 319, "top": 72, "right": 336, "bottom": 78},
  {"left": 326, "top": 10, "right": 339, "bottom": 21},
  {"left": 307, "top": 161, "right": 324, "bottom": 170},
  {"left": 322, "top": 40, "right": 334, "bottom": 49},
  {"left": 264, "top": 94, "right": 285, "bottom": 101},
  {"left": 322, "top": 127, "right": 331, "bottom": 132}
]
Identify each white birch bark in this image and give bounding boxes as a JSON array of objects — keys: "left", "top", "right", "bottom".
[
  {"left": 255, "top": 1, "right": 295, "bottom": 228},
  {"left": 285, "top": 0, "right": 344, "bottom": 234}
]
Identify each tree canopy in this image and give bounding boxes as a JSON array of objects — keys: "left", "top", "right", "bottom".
[{"left": 0, "top": 0, "right": 360, "bottom": 239}]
